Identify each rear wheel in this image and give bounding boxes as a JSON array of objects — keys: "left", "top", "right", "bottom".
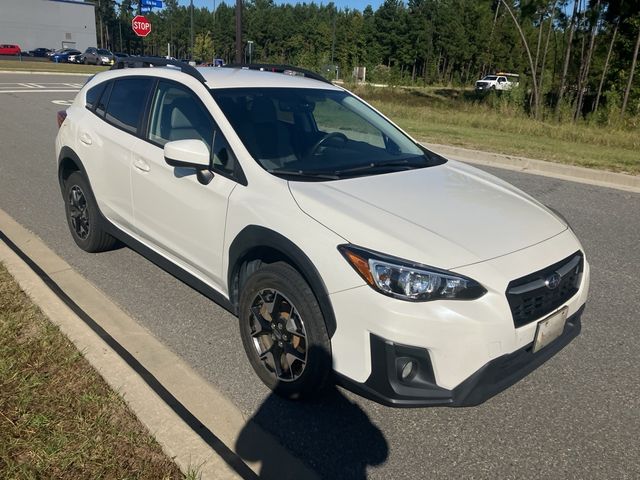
[
  {"left": 239, "top": 262, "right": 332, "bottom": 400},
  {"left": 63, "top": 171, "right": 117, "bottom": 252}
]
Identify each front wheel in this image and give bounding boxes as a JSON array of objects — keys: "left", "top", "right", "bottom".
[{"left": 239, "top": 262, "right": 332, "bottom": 400}]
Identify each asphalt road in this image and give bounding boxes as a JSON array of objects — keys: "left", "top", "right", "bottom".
[{"left": 1, "top": 72, "right": 639, "bottom": 479}]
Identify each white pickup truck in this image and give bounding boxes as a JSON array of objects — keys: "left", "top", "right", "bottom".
[{"left": 475, "top": 73, "right": 519, "bottom": 92}]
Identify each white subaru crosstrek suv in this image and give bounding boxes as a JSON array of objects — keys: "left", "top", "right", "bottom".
[{"left": 55, "top": 59, "right": 589, "bottom": 407}]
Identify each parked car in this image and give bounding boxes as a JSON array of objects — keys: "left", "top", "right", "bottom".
[
  {"left": 475, "top": 72, "right": 519, "bottom": 92},
  {"left": 50, "top": 48, "right": 81, "bottom": 63},
  {"left": 0, "top": 44, "right": 21, "bottom": 56},
  {"left": 29, "top": 47, "right": 53, "bottom": 57},
  {"left": 68, "top": 52, "right": 83, "bottom": 64},
  {"left": 82, "top": 47, "right": 115, "bottom": 66},
  {"left": 55, "top": 59, "right": 589, "bottom": 407}
]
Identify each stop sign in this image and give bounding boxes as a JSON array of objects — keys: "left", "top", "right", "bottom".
[{"left": 132, "top": 15, "right": 152, "bottom": 37}]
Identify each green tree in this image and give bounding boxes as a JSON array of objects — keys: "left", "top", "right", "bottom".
[{"left": 193, "top": 30, "right": 214, "bottom": 62}]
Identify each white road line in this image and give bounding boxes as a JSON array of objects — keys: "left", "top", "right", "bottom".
[{"left": 0, "top": 89, "right": 80, "bottom": 94}]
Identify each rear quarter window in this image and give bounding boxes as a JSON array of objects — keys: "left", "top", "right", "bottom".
[
  {"left": 85, "top": 82, "right": 106, "bottom": 110},
  {"left": 104, "top": 78, "right": 153, "bottom": 134}
]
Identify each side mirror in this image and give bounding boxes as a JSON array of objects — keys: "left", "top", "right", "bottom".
[
  {"left": 164, "top": 139, "right": 210, "bottom": 170},
  {"left": 164, "top": 139, "right": 213, "bottom": 185}
]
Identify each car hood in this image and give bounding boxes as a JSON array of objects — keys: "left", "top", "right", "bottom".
[{"left": 288, "top": 159, "right": 567, "bottom": 269}]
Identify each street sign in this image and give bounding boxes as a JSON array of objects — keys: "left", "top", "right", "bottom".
[
  {"left": 132, "top": 15, "right": 152, "bottom": 37},
  {"left": 141, "top": 0, "right": 163, "bottom": 8}
]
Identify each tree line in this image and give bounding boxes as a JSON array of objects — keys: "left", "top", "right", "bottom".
[{"left": 94, "top": 0, "right": 640, "bottom": 121}]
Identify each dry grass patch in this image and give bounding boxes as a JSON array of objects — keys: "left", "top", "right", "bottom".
[
  {"left": 0, "top": 263, "right": 190, "bottom": 479},
  {"left": 353, "top": 85, "right": 640, "bottom": 175}
]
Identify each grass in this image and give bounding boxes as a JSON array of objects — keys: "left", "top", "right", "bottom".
[
  {"left": 0, "top": 59, "right": 107, "bottom": 74},
  {"left": 0, "top": 263, "right": 190, "bottom": 479},
  {"left": 352, "top": 85, "right": 640, "bottom": 175}
]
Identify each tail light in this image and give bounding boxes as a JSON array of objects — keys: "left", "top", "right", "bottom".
[{"left": 57, "top": 110, "right": 67, "bottom": 128}]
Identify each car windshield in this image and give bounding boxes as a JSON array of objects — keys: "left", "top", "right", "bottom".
[
  {"left": 98, "top": 49, "right": 111, "bottom": 55},
  {"left": 483, "top": 75, "right": 498, "bottom": 81},
  {"left": 212, "top": 87, "right": 444, "bottom": 180}
]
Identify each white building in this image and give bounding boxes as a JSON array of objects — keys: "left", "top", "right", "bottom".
[{"left": 0, "top": 0, "right": 96, "bottom": 52}]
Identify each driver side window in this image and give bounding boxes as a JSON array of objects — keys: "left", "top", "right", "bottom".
[{"left": 147, "top": 81, "right": 235, "bottom": 176}]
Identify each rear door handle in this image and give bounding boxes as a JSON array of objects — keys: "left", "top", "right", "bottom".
[
  {"left": 79, "top": 132, "right": 92, "bottom": 145},
  {"left": 133, "top": 158, "right": 150, "bottom": 172}
]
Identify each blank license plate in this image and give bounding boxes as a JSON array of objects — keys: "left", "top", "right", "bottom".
[{"left": 533, "top": 307, "right": 568, "bottom": 353}]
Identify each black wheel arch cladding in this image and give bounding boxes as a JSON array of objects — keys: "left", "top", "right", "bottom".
[
  {"left": 228, "top": 225, "right": 337, "bottom": 338},
  {"left": 58, "top": 146, "right": 88, "bottom": 192}
]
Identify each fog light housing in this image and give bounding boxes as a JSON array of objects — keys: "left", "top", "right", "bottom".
[{"left": 400, "top": 360, "right": 418, "bottom": 381}]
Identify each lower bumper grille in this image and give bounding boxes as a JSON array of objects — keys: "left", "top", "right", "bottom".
[{"left": 506, "top": 251, "right": 584, "bottom": 328}]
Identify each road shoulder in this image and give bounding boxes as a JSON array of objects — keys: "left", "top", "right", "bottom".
[
  {"left": 425, "top": 142, "right": 640, "bottom": 193},
  {"left": 0, "top": 207, "right": 318, "bottom": 480}
]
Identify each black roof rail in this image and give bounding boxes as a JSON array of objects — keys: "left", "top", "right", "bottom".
[
  {"left": 222, "top": 63, "right": 332, "bottom": 85},
  {"left": 111, "top": 56, "right": 207, "bottom": 85}
]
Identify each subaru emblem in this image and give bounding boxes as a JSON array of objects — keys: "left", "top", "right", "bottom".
[{"left": 545, "top": 272, "right": 561, "bottom": 290}]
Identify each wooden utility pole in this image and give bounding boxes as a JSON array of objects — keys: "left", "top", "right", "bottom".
[
  {"left": 190, "top": 0, "right": 194, "bottom": 60},
  {"left": 235, "top": 0, "right": 242, "bottom": 64}
]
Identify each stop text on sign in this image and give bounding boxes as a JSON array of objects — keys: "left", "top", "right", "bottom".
[{"left": 132, "top": 15, "right": 152, "bottom": 37}]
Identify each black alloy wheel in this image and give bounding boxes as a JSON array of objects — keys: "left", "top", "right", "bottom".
[
  {"left": 63, "top": 171, "right": 118, "bottom": 252},
  {"left": 248, "top": 288, "right": 308, "bottom": 382},
  {"left": 68, "top": 185, "right": 90, "bottom": 240},
  {"left": 239, "top": 262, "right": 332, "bottom": 400}
]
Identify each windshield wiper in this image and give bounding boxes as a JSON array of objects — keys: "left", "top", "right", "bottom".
[
  {"left": 266, "top": 168, "right": 340, "bottom": 180},
  {"left": 333, "top": 157, "right": 428, "bottom": 176}
]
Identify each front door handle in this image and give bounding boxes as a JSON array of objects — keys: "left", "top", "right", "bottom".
[
  {"left": 133, "top": 158, "right": 150, "bottom": 172},
  {"left": 79, "top": 132, "right": 92, "bottom": 145}
]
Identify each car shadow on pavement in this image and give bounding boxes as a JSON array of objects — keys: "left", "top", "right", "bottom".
[{"left": 235, "top": 347, "right": 388, "bottom": 479}]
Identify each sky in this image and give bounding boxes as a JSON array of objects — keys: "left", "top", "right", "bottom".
[{"left": 185, "top": 0, "right": 384, "bottom": 12}]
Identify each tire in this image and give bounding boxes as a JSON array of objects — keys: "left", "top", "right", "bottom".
[
  {"left": 239, "top": 261, "right": 332, "bottom": 400},
  {"left": 83, "top": 57, "right": 88, "bottom": 65},
  {"left": 63, "top": 171, "right": 118, "bottom": 253}
]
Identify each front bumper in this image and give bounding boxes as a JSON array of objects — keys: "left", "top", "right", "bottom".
[
  {"left": 328, "top": 229, "right": 589, "bottom": 406},
  {"left": 336, "top": 305, "right": 583, "bottom": 407}
]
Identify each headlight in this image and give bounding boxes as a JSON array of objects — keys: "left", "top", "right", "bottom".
[
  {"left": 101, "top": 57, "right": 109, "bottom": 62},
  {"left": 338, "top": 245, "right": 486, "bottom": 302}
]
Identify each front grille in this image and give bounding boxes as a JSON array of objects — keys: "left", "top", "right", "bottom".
[{"left": 506, "top": 251, "right": 583, "bottom": 328}]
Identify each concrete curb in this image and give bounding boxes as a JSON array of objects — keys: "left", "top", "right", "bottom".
[
  {"left": 424, "top": 142, "right": 640, "bottom": 194},
  {"left": 0, "top": 207, "right": 319, "bottom": 480},
  {"left": 0, "top": 69, "right": 93, "bottom": 76}
]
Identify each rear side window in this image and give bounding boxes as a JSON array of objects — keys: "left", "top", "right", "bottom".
[
  {"left": 85, "top": 82, "right": 106, "bottom": 110},
  {"left": 95, "top": 81, "right": 112, "bottom": 117},
  {"left": 104, "top": 78, "right": 153, "bottom": 134}
]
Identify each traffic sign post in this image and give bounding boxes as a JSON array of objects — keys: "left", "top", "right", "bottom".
[{"left": 132, "top": 15, "right": 152, "bottom": 37}]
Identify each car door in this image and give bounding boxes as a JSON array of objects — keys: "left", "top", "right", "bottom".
[
  {"left": 130, "top": 79, "right": 238, "bottom": 288},
  {"left": 79, "top": 77, "right": 153, "bottom": 230}
]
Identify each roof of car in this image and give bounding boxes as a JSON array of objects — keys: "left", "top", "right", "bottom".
[
  {"left": 96, "top": 63, "right": 342, "bottom": 91},
  {"left": 197, "top": 67, "right": 341, "bottom": 90}
]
